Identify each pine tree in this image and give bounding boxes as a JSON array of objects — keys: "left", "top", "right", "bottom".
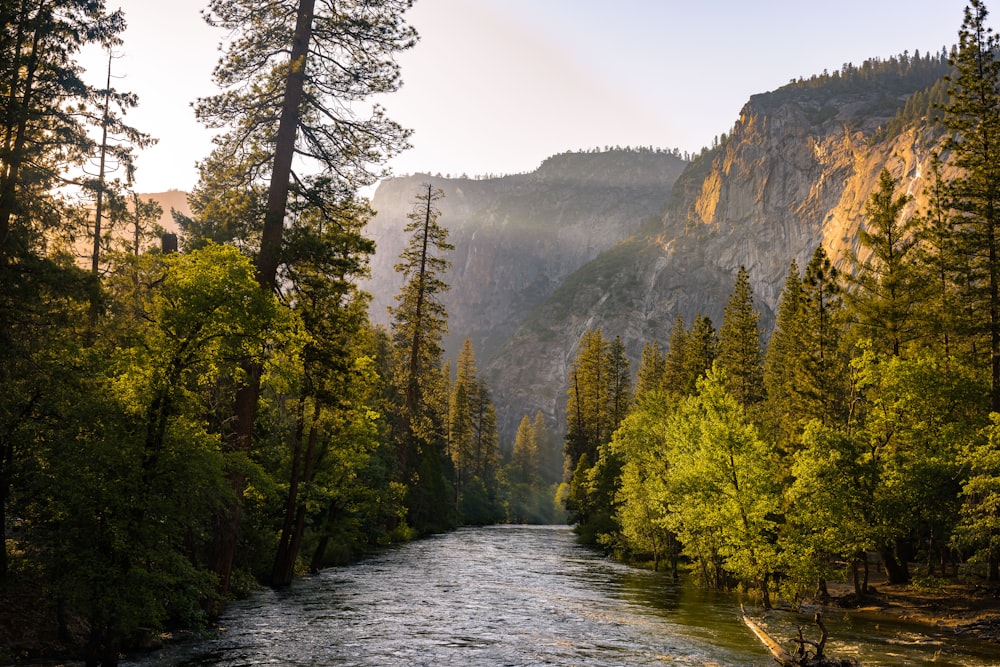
[
  {"left": 763, "top": 260, "right": 804, "bottom": 451},
  {"left": 683, "top": 314, "right": 718, "bottom": 394},
  {"left": 564, "top": 329, "right": 612, "bottom": 474},
  {"left": 607, "top": 336, "right": 633, "bottom": 431},
  {"left": 717, "top": 266, "right": 765, "bottom": 408},
  {"left": 662, "top": 314, "right": 689, "bottom": 397},
  {"left": 390, "top": 184, "right": 455, "bottom": 533},
  {"left": 634, "top": 340, "right": 666, "bottom": 405},
  {"left": 844, "top": 168, "right": 923, "bottom": 356},
  {"left": 193, "top": 0, "right": 416, "bottom": 595},
  {"left": 511, "top": 415, "right": 538, "bottom": 486},
  {"left": 0, "top": 0, "right": 129, "bottom": 261},
  {"left": 449, "top": 339, "right": 478, "bottom": 499},
  {"left": 794, "top": 246, "right": 850, "bottom": 428},
  {"left": 940, "top": 0, "right": 1000, "bottom": 411}
]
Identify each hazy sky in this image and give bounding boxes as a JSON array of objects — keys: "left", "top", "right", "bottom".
[{"left": 82, "top": 0, "right": 972, "bottom": 193}]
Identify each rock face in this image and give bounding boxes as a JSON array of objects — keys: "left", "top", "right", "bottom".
[
  {"left": 484, "top": 72, "right": 949, "bottom": 439},
  {"left": 361, "top": 149, "right": 689, "bottom": 363},
  {"left": 363, "top": 60, "right": 953, "bottom": 442}
]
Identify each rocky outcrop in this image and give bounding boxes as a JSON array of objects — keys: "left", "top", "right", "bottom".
[{"left": 484, "top": 76, "right": 950, "bottom": 440}]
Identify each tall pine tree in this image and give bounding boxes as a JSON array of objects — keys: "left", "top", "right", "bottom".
[
  {"left": 390, "top": 184, "right": 456, "bottom": 533},
  {"left": 717, "top": 266, "right": 765, "bottom": 408},
  {"left": 940, "top": 0, "right": 1000, "bottom": 411}
]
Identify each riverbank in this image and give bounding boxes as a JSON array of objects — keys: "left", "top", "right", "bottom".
[{"left": 822, "top": 576, "right": 1000, "bottom": 643}]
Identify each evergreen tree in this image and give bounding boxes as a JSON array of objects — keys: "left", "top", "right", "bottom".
[
  {"left": 662, "top": 314, "right": 689, "bottom": 397},
  {"left": 634, "top": 340, "right": 666, "bottom": 405},
  {"left": 390, "top": 184, "right": 456, "bottom": 533},
  {"left": 0, "top": 0, "right": 128, "bottom": 261},
  {"left": 449, "top": 339, "right": 478, "bottom": 501},
  {"left": 564, "top": 329, "right": 612, "bottom": 474},
  {"left": 717, "top": 266, "right": 765, "bottom": 408},
  {"left": 914, "top": 155, "right": 963, "bottom": 358},
  {"left": 269, "top": 202, "right": 376, "bottom": 587},
  {"left": 845, "top": 168, "right": 923, "bottom": 356},
  {"left": 683, "top": 314, "right": 718, "bottom": 394},
  {"left": 793, "top": 246, "right": 850, "bottom": 428},
  {"left": 193, "top": 0, "right": 416, "bottom": 593},
  {"left": 511, "top": 415, "right": 538, "bottom": 486},
  {"left": 607, "top": 336, "right": 633, "bottom": 430},
  {"left": 940, "top": 0, "right": 1000, "bottom": 412},
  {"left": 763, "top": 260, "right": 804, "bottom": 451}
]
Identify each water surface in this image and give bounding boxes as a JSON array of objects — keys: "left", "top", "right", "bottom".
[{"left": 125, "top": 525, "right": 1000, "bottom": 666}]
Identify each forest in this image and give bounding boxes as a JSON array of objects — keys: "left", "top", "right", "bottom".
[{"left": 3, "top": 0, "right": 1000, "bottom": 665}]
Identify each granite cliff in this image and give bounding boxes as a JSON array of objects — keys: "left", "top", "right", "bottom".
[{"left": 363, "top": 55, "right": 953, "bottom": 442}]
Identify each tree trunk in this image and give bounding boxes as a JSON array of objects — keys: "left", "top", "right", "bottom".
[
  {"left": 816, "top": 577, "right": 830, "bottom": 603},
  {"left": 880, "top": 546, "right": 910, "bottom": 584},
  {"left": 271, "top": 401, "right": 308, "bottom": 587},
  {"left": 210, "top": 0, "right": 316, "bottom": 603},
  {"left": 309, "top": 503, "right": 341, "bottom": 573}
]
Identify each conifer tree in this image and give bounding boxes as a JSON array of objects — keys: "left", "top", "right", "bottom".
[
  {"left": 193, "top": 0, "right": 417, "bottom": 594},
  {"left": 607, "top": 336, "right": 633, "bottom": 431},
  {"left": 634, "top": 340, "right": 666, "bottom": 405},
  {"left": 915, "top": 155, "right": 963, "bottom": 358},
  {"left": 564, "top": 329, "right": 612, "bottom": 474},
  {"left": 845, "top": 168, "right": 923, "bottom": 356},
  {"left": 763, "top": 260, "right": 804, "bottom": 451},
  {"left": 683, "top": 314, "right": 718, "bottom": 394},
  {"left": 390, "top": 184, "right": 455, "bottom": 532},
  {"left": 793, "top": 246, "right": 850, "bottom": 428},
  {"left": 511, "top": 415, "right": 538, "bottom": 486},
  {"left": 717, "top": 266, "right": 765, "bottom": 408},
  {"left": 449, "top": 339, "right": 478, "bottom": 499},
  {"left": 662, "top": 315, "right": 689, "bottom": 397},
  {"left": 0, "top": 0, "right": 128, "bottom": 261},
  {"left": 939, "top": 0, "right": 1000, "bottom": 411}
]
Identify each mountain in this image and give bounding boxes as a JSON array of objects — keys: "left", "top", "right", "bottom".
[
  {"left": 362, "top": 149, "right": 689, "bottom": 364},
  {"left": 483, "top": 54, "right": 952, "bottom": 439},
  {"left": 360, "top": 54, "right": 953, "bottom": 442}
]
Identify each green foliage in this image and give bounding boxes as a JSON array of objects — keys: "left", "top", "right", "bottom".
[
  {"left": 844, "top": 168, "right": 925, "bottom": 356},
  {"left": 938, "top": 0, "right": 1000, "bottom": 412},
  {"left": 608, "top": 395, "right": 677, "bottom": 572},
  {"left": 954, "top": 414, "right": 1000, "bottom": 577},
  {"left": 717, "top": 266, "right": 765, "bottom": 408},
  {"left": 0, "top": 0, "right": 131, "bottom": 262},
  {"left": 389, "top": 184, "right": 458, "bottom": 534},
  {"left": 448, "top": 339, "right": 503, "bottom": 523},
  {"left": 759, "top": 49, "right": 951, "bottom": 128},
  {"left": 662, "top": 369, "right": 782, "bottom": 604}
]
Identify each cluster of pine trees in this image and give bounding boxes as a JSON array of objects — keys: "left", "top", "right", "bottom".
[{"left": 564, "top": 0, "right": 1000, "bottom": 609}]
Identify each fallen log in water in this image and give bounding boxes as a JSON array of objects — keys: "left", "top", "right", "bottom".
[
  {"left": 741, "top": 607, "right": 796, "bottom": 666},
  {"left": 741, "top": 606, "right": 862, "bottom": 667}
]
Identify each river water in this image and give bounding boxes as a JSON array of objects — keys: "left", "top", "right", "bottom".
[{"left": 125, "top": 525, "right": 1000, "bottom": 666}]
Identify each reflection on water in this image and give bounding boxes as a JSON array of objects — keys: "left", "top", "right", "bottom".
[{"left": 124, "top": 525, "right": 1000, "bottom": 666}]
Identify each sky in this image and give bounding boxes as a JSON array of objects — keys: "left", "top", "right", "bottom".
[{"left": 80, "top": 0, "right": 973, "bottom": 194}]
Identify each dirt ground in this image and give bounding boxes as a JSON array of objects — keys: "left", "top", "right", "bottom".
[{"left": 824, "top": 574, "right": 1000, "bottom": 643}]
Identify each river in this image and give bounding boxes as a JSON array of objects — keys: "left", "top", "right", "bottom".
[{"left": 125, "top": 525, "right": 1000, "bottom": 666}]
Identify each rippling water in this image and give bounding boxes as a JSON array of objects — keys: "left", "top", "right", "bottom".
[{"left": 124, "top": 525, "right": 1000, "bottom": 666}]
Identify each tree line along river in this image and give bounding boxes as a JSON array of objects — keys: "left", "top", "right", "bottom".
[{"left": 123, "top": 525, "right": 1000, "bottom": 666}]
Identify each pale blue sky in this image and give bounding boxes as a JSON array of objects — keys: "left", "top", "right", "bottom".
[{"left": 85, "top": 0, "right": 972, "bottom": 193}]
